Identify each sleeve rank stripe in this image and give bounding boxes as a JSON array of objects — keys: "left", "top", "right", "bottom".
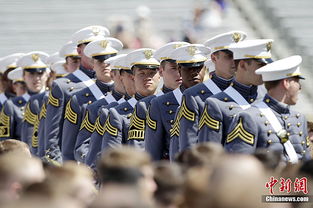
[
  {"left": 31, "top": 115, "right": 39, "bottom": 147},
  {"left": 24, "top": 103, "right": 37, "bottom": 125},
  {"left": 39, "top": 103, "right": 47, "bottom": 119},
  {"left": 64, "top": 99, "right": 78, "bottom": 124},
  {"left": 79, "top": 111, "right": 95, "bottom": 132},
  {"left": 48, "top": 90, "right": 60, "bottom": 107},
  {"left": 146, "top": 109, "right": 157, "bottom": 130},
  {"left": 170, "top": 118, "right": 180, "bottom": 138},
  {"left": 199, "top": 107, "right": 220, "bottom": 130},
  {"left": 103, "top": 115, "right": 118, "bottom": 136},
  {"left": 180, "top": 97, "right": 195, "bottom": 121},
  {"left": 0, "top": 108, "right": 10, "bottom": 137},
  {"left": 128, "top": 130, "right": 145, "bottom": 140},
  {"left": 129, "top": 109, "right": 145, "bottom": 130},
  {"left": 95, "top": 116, "right": 105, "bottom": 135},
  {"left": 226, "top": 118, "right": 254, "bottom": 145}
]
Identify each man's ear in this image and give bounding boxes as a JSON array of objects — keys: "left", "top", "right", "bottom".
[
  {"left": 77, "top": 45, "right": 83, "bottom": 56},
  {"left": 211, "top": 53, "right": 217, "bottom": 64},
  {"left": 239, "top": 60, "right": 247, "bottom": 71},
  {"left": 282, "top": 78, "right": 289, "bottom": 90}
]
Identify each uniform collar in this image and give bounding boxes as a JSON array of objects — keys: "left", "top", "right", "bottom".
[
  {"left": 4, "top": 91, "right": 15, "bottom": 99},
  {"left": 232, "top": 80, "right": 258, "bottom": 103},
  {"left": 263, "top": 94, "right": 290, "bottom": 114},
  {"left": 111, "top": 89, "right": 124, "bottom": 101},
  {"left": 135, "top": 93, "right": 146, "bottom": 101},
  {"left": 211, "top": 72, "right": 233, "bottom": 91},
  {"left": 161, "top": 85, "right": 173, "bottom": 94},
  {"left": 180, "top": 85, "right": 186, "bottom": 93},
  {"left": 95, "top": 80, "right": 113, "bottom": 94},
  {"left": 79, "top": 65, "right": 95, "bottom": 79},
  {"left": 124, "top": 94, "right": 132, "bottom": 100},
  {"left": 27, "top": 90, "right": 38, "bottom": 96}
]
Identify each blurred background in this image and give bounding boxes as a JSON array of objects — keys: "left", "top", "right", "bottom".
[{"left": 0, "top": 0, "right": 312, "bottom": 117}]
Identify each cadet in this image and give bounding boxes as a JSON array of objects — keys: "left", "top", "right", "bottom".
[
  {"left": 0, "top": 53, "right": 25, "bottom": 109},
  {"left": 127, "top": 42, "right": 189, "bottom": 150},
  {"left": 36, "top": 42, "right": 80, "bottom": 158},
  {"left": 197, "top": 39, "right": 273, "bottom": 147},
  {"left": 0, "top": 52, "right": 49, "bottom": 140},
  {"left": 101, "top": 48, "right": 161, "bottom": 150},
  {"left": 21, "top": 52, "right": 64, "bottom": 154},
  {"left": 43, "top": 25, "right": 110, "bottom": 163},
  {"left": 84, "top": 54, "right": 135, "bottom": 168},
  {"left": 145, "top": 44, "right": 210, "bottom": 160},
  {"left": 74, "top": 54, "right": 127, "bottom": 162},
  {"left": 176, "top": 31, "right": 247, "bottom": 152},
  {"left": 225, "top": 55, "right": 311, "bottom": 163},
  {"left": 61, "top": 37, "right": 122, "bottom": 161},
  {"left": 59, "top": 41, "right": 81, "bottom": 73},
  {"left": 7, "top": 67, "right": 27, "bottom": 97}
]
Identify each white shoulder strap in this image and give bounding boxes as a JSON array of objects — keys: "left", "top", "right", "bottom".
[
  {"left": 172, "top": 88, "right": 183, "bottom": 104},
  {"left": 255, "top": 101, "right": 298, "bottom": 164},
  {"left": 156, "top": 91, "right": 164, "bottom": 97},
  {"left": 22, "top": 93, "right": 31, "bottom": 102},
  {"left": 73, "top": 70, "right": 95, "bottom": 87},
  {"left": 103, "top": 93, "right": 117, "bottom": 103},
  {"left": 0, "top": 93, "right": 7, "bottom": 105},
  {"left": 118, "top": 98, "right": 125, "bottom": 104},
  {"left": 224, "top": 86, "right": 250, "bottom": 110},
  {"left": 127, "top": 97, "right": 137, "bottom": 108},
  {"left": 203, "top": 79, "right": 222, "bottom": 95}
]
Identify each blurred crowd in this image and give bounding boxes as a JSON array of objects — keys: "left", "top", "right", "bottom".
[{"left": 1, "top": 140, "right": 313, "bottom": 208}]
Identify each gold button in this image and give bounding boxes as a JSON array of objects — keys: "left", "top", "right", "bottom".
[
  {"left": 18, "top": 100, "right": 22, "bottom": 104},
  {"left": 85, "top": 93, "right": 89, "bottom": 97},
  {"left": 284, "top": 116, "right": 288, "bottom": 120},
  {"left": 296, "top": 113, "right": 300, "bottom": 118},
  {"left": 166, "top": 101, "right": 170, "bottom": 106},
  {"left": 299, "top": 131, "right": 303, "bottom": 136},
  {"left": 265, "top": 99, "right": 270, "bottom": 103},
  {"left": 268, "top": 140, "right": 272, "bottom": 144},
  {"left": 260, "top": 113, "right": 264, "bottom": 117},
  {"left": 124, "top": 107, "right": 128, "bottom": 111},
  {"left": 287, "top": 132, "right": 290, "bottom": 137},
  {"left": 287, "top": 123, "right": 291, "bottom": 127},
  {"left": 264, "top": 121, "right": 269, "bottom": 126},
  {"left": 267, "top": 130, "right": 272, "bottom": 135},
  {"left": 230, "top": 82, "right": 234, "bottom": 86},
  {"left": 229, "top": 105, "right": 233, "bottom": 110},
  {"left": 66, "top": 80, "right": 71, "bottom": 84},
  {"left": 45, "top": 87, "right": 49, "bottom": 91},
  {"left": 302, "top": 150, "right": 306, "bottom": 154},
  {"left": 22, "top": 113, "right": 25, "bottom": 116},
  {"left": 20, "top": 107, "right": 24, "bottom": 110},
  {"left": 297, "top": 123, "right": 301, "bottom": 127},
  {"left": 302, "top": 141, "right": 305, "bottom": 145},
  {"left": 224, "top": 97, "right": 228, "bottom": 101},
  {"left": 69, "top": 87, "right": 74, "bottom": 91},
  {"left": 169, "top": 110, "right": 173, "bottom": 114},
  {"left": 88, "top": 101, "right": 92, "bottom": 104},
  {"left": 200, "top": 90, "right": 205, "bottom": 94},
  {"left": 250, "top": 98, "right": 254, "bottom": 103},
  {"left": 170, "top": 120, "right": 174, "bottom": 124}
]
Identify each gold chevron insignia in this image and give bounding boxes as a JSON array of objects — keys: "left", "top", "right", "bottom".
[
  {"left": 39, "top": 102, "right": 47, "bottom": 119},
  {"left": 94, "top": 116, "right": 105, "bottom": 135},
  {"left": 170, "top": 117, "right": 180, "bottom": 138},
  {"left": 79, "top": 111, "right": 95, "bottom": 132},
  {"left": 31, "top": 115, "right": 39, "bottom": 147},
  {"left": 199, "top": 107, "right": 220, "bottom": 130},
  {"left": 0, "top": 108, "right": 10, "bottom": 137},
  {"left": 146, "top": 107, "right": 157, "bottom": 130},
  {"left": 48, "top": 90, "right": 59, "bottom": 107},
  {"left": 226, "top": 118, "right": 254, "bottom": 145},
  {"left": 24, "top": 103, "right": 37, "bottom": 125},
  {"left": 128, "top": 108, "right": 145, "bottom": 140},
  {"left": 64, "top": 99, "right": 78, "bottom": 124},
  {"left": 180, "top": 96, "right": 195, "bottom": 121},
  {"left": 103, "top": 115, "right": 118, "bottom": 136}
]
